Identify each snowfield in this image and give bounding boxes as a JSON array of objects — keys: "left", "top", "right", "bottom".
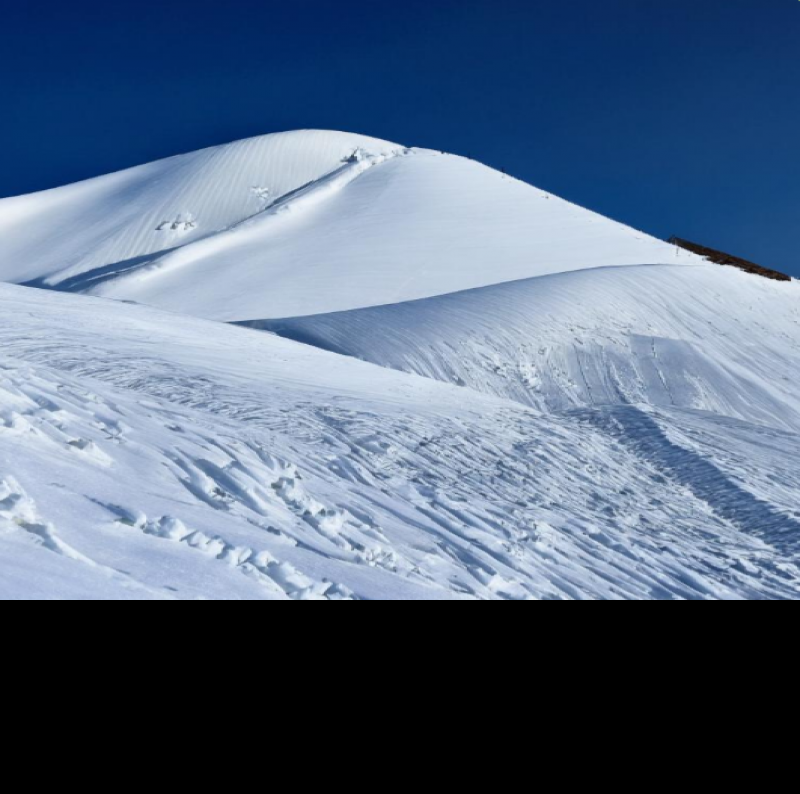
[
  {"left": 1, "top": 285, "right": 798, "bottom": 600},
  {"left": 0, "top": 130, "right": 798, "bottom": 600},
  {"left": 254, "top": 263, "right": 800, "bottom": 430},
  {"left": 0, "top": 130, "right": 703, "bottom": 320}
]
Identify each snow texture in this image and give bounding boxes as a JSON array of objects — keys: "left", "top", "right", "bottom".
[
  {"left": 0, "top": 129, "right": 797, "bottom": 600},
  {"left": 0, "top": 130, "right": 703, "bottom": 320},
  {"left": 254, "top": 264, "right": 800, "bottom": 430},
  {"left": 0, "top": 284, "right": 798, "bottom": 600}
]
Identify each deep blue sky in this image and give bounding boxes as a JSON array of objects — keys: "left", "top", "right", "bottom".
[{"left": 1, "top": 0, "right": 798, "bottom": 275}]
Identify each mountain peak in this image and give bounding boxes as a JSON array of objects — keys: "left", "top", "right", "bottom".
[{"left": 0, "top": 130, "right": 703, "bottom": 321}]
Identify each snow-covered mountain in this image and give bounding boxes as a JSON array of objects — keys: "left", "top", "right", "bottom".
[
  {"left": 253, "top": 263, "right": 800, "bottom": 430},
  {"left": 0, "top": 130, "right": 702, "bottom": 320},
  {"left": 0, "top": 130, "right": 797, "bottom": 600}
]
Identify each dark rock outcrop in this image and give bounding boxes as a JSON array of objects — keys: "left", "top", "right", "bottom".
[{"left": 669, "top": 237, "right": 792, "bottom": 282}]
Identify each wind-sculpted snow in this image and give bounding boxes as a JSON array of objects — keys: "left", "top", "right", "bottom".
[
  {"left": 0, "top": 130, "right": 797, "bottom": 599},
  {"left": 0, "top": 130, "right": 703, "bottom": 321},
  {"left": 255, "top": 264, "right": 800, "bottom": 431},
  {"left": 88, "top": 147, "right": 409, "bottom": 303},
  {"left": 0, "top": 131, "right": 399, "bottom": 288},
  {"left": 1, "top": 284, "right": 798, "bottom": 599}
]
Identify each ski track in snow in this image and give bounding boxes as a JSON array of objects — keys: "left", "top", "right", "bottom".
[
  {"left": 0, "top": 285, "right": 798, "bottom": 599},
  {"left": 0, "top": 130, "right": 797, "bottom": 600},
  {"left": 581, "top": 407, "right": 800, "bottom": 556}
]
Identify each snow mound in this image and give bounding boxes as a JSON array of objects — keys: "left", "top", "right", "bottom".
[
  {"left": 0, "top": 130, "right": 704, "bottom": 320},
  {"left": 253, "top": 263, "right": 800, "bottom": 431},
  {"left": 0, "top": 130, "right": 399, "bottom": 288},
  {"left": 1, "top": 283, "right": 798, "bottom": 600}
]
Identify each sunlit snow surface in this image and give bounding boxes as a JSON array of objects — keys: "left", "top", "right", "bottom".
[
  {"left": 0, "top": 130, "right": 702, "bottom": 320},
  {"left": 255, "top": 264, "right": 800, "bottom": 430},
  {"left": 0, "top": 131, "right": 798, "bottom": 599},
  {"left": 1, "top": 285, "right": 798, "bottom": 600}
]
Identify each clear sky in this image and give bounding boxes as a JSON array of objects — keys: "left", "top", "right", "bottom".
[{"left": 1, "top": 0, "right": 798, "bottom": 275}]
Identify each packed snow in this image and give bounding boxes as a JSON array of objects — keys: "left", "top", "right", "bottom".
[
  {"left": 0, "top": 129, "right": 797, "bottom": 600},
  {"left": 1, "top": 284, "right": 798, "bottom": 600}
]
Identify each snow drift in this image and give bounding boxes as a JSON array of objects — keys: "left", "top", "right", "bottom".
[
  {"left": 1, "top": 284, "right": 798, "bottom": 600},
  {"left": 0, "top": 129, "right": 797, "bottom": 600},
  {"left": 253, "top": 263, "right": 800, "bottom": 431}
]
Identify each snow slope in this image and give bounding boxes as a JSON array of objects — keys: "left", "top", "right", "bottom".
[
  {"left": 0, "top": 130, "right": 398, "bottom": 287},
  {"left": 254, "top": 263, "right": 800, "bottom": 431},
  {"left": 0, "top": 129, "right": 797, "bottom": 600},
  {"left": 0, "top": 130, "right": 703, "bottom": 320},
  {"left": 1, "top": 284, "right": 799, "bottom": 600}
]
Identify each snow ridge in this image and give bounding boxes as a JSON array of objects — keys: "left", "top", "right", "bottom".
[
  {"left": 92, "top": 146, "right": 410, "bottom": 293},
  {"left": 0, "top": 130, "right": 400, "bottom": 288},
  {"left": 254, "top": 263, "right": 800, "bottom": 430},
  {"left": 0, "top": 129, "right": 705, "bottom": 321}
]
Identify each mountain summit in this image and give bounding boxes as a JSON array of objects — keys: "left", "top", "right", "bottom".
[
  {"left": 1, "top": 131, "right": 797, "bottom": 600},
  {"left": 0, "top": 130, "right": 702, "bottom": 320}
]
